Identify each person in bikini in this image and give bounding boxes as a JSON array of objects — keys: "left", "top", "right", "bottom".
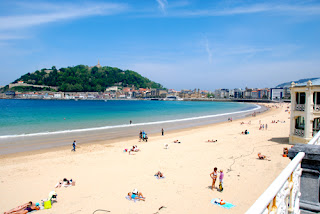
[
  {"left": 128, "top": 189, "right": 145, "bottom": 201},
  {"left": 210, "top": 167, "right": 218, "bottom": 190}
]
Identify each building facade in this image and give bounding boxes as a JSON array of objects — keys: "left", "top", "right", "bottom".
[{"left": 289, "top": 81, "right": 320, "bottom": 144}]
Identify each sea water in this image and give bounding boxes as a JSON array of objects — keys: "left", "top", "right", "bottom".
[{"left": 0, "top": 99, "right": 257, "bottom": 137}]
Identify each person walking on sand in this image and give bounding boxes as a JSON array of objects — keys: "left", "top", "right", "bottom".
[
  {"left": 161, "top": 128, "right": 164, "bottom": 136},
  {"left": 210, "top": 167, "right": 218, "bottom": 190},
  {"left": 72, "top": 140, "right": 76, "bottom": 152}
]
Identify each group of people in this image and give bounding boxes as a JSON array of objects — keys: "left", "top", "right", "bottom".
[
  {"left": 4, "top": 190, "right": 58, "bottom": 213},
  {"left": 139, "top": 131, "right": 148, "bottom": 142},
  {"left": 259, "top": 124, "right": 268, "bottom": 130},
  {"left": 228, "top": 117, "right": 233, "bottom": 122},
  {"left": 210, "top": 167, "right": 224, "bottom": 191}
]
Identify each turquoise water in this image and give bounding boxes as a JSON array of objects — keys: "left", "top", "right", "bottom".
[{"left": 0, "top": 99, "right": 257, "bottom": 137}]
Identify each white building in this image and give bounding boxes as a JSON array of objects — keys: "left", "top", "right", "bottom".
[
  {"left": 270, "top": 88, "right": 284, "bottom": 100},
  {"left": 289, "top": 80, "right": 320, "bottom": 144}
]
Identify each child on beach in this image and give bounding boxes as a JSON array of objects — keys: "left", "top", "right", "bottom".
[
  {"left": 210, "top": 167, "right": 218, "bottom": 190},
  {"left": 219, "top": 170, "right": 224, "bottom": 191},
  {"left": 72, "top": 140, "right": 76, "bottom": 152}
]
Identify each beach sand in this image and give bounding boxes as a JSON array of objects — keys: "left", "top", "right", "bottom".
[{"left": 0, "top": 103, "right": 291, "bottom": 214}]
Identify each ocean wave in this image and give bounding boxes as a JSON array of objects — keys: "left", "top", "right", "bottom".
[{"left": 0, "top": 105, "right": 261, "bottom": 139}]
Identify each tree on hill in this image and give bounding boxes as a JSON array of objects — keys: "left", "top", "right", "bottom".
[{"left": 11, "top": 65, "right": 164, "bottom": 92}]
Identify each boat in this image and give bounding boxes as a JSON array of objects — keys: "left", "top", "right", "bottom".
[{"left": 164, "top": 96, "right": 183, "bottom": 101}]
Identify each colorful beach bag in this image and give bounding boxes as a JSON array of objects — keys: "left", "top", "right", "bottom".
[
  {"left": 219, "top": 182, "right": 223, "bottom": 191},
  {"left": 44, "top": 200, "right": 52, "bottom": 209}
]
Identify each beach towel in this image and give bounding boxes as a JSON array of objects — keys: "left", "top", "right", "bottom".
[
  {"left": 211, "top": 199, "right": 235, "bottom": 209},
  {"left": 125, "top": 195, "right": 143, "bottom": 202},
  {"left": 154, "top": 175, "right": 165, "bottom": 179}
]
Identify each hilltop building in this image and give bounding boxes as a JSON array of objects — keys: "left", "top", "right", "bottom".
[
  {"left": 289, "top": 80, "right": 320, "bottom": 144},
  {"left": 96, "top": 60, "right": 101, "bottom": 68}
]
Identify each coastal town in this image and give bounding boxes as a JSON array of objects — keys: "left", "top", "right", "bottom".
[{"left": 0, "top": 80, "right": 290, "bottom": 101}]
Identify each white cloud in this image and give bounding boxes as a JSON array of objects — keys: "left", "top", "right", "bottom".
[
  {"left": 0, "top": 34, "right": 26, "bottom": 40},
  {"left": 156, "top": 0, "right": 168, "bottom": 14},
  {"left": 0, "top": 2, "right": 128, "bottom": 30},
  {"left": 162, "top": 3, "right": 320, "bottom": 17}
]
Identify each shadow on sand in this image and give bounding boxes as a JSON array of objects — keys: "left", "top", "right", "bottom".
[{"left": 268, "top": 137, "right": 289, "bottom": 144}]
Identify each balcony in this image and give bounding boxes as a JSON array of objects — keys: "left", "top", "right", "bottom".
[
  {"left": 294, "top": 129, "right": 304, "bottom": 137},
  {"left": 295, "top": 104, "right": 305, "bottom": 111}
]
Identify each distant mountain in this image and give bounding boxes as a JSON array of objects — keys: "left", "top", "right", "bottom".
[
  {"left": 7, "top": 64, "right": 164, "bottom": 92},
  {"left": 276, "top": 77, "right": 320, "bottom": 88}
]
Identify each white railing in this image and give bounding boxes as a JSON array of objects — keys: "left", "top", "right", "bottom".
[
  {"left": 314, "top": 104, "right": 320, "bottom": 112},
  {"left": 246, "top": 152, "right": 305, "bottom": 214},
  {"left": 308, "top": 130, "right": 320, "bottom": 145},
  {"left": 294, "top": 129, "right": 304, "bottom": 137},
  {"left": 247, "top": 130, "right": 320, "bottom": 214},
  {"left": 295, "top": 104, "right": 305, "bottom": 111}
]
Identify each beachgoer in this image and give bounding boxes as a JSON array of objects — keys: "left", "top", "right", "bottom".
[
  {"left": 24, "top": 202, "right": 39, "bottom": 213},
  {"left": 207, "top": 139, "right": 217, "bottom": 142},
  {"left": 283, "top": 148, "right": 288, "bottom": 157},
  {"left": 266, "top": 124, "right": 268, "bottom": 130},
  {"left": 144, "top": 134, "right": 148, "bottom": 142},
  {"left": 244, "top": 130, "right": 248, "bottom": 135},
  {"left": 72, "top": 140, "right": 76, "bottom": 152},
  {"left": 130, "top": 120, "right": 132, "bottom": 124},
  {"left": 219, "top": 170, "right": 224, "bottom": 191},
  {"left": 4, "top": 201, "right": 34, "bottom": 214},
  {"left": 128, "top": 189, "right": 145, "bottom": 201},
  {"left": 210, "top": 167, "right": 218, "bottom": 190},
  {"left": 155, "top": 171, "right": 164, "bottom": 178},
  {"left": 139, "top": 131, "right": 142, "bottom": 142},
  {"left": 258, "top": 152, "right": 266, "bottom": 160},
  {"left": 161, "top": 128, "right": 164, "bottom": 136},
  {"left": 174, "top": 140, "right": 181, "bottom": 143}
]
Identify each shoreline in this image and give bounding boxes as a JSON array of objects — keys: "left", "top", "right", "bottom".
[
  {"left": 0, "top": 104, "right": 269, "bottom": 160},
  {"left": 0, "top": 103, "right": 266, "bottom": 156}
]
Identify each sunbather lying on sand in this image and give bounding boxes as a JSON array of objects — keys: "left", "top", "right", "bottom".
[
  {"left": 174, "top": 140, "right": 181, "bottom": 143},
  {"left": 155, "top": 171, "right": 164, "bottom": 178},
  {"left": 55, "top": 178, "right": 73, "bottom": 188},
  {"left": 128, "top": 189, "right": 145, "bottom": 201},
  {"left": 130, "top": 145, "right": 140, "bottom": 152},
  {"left": 207, "top": 139, "right": 217, "bottom": 142},
  {"left": 4, "top": 201, "right": 39, "bottom": 214},
  {"left": 258, "top": 153, "right": 267, "bottom": 160}
]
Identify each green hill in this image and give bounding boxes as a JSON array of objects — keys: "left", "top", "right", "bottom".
[{"left": 9, "top": 65, "right": 164, "bottom": 92}]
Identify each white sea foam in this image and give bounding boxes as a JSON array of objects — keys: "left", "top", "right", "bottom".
[{"left": 0, "top": 104, "right": 261, "bottom": 139}]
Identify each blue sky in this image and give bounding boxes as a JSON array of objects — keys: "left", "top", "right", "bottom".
[{"left": 0, "top": 0, "right": 320, "bottom": 90}]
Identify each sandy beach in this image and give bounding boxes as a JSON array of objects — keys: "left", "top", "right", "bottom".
[{"left": 0, "top": 103, "right": 291, "bottom": 214}]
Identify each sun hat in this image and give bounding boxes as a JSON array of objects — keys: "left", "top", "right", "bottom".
[{"left": 132, "top": 189, "right": 138, "bottom": 194}]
